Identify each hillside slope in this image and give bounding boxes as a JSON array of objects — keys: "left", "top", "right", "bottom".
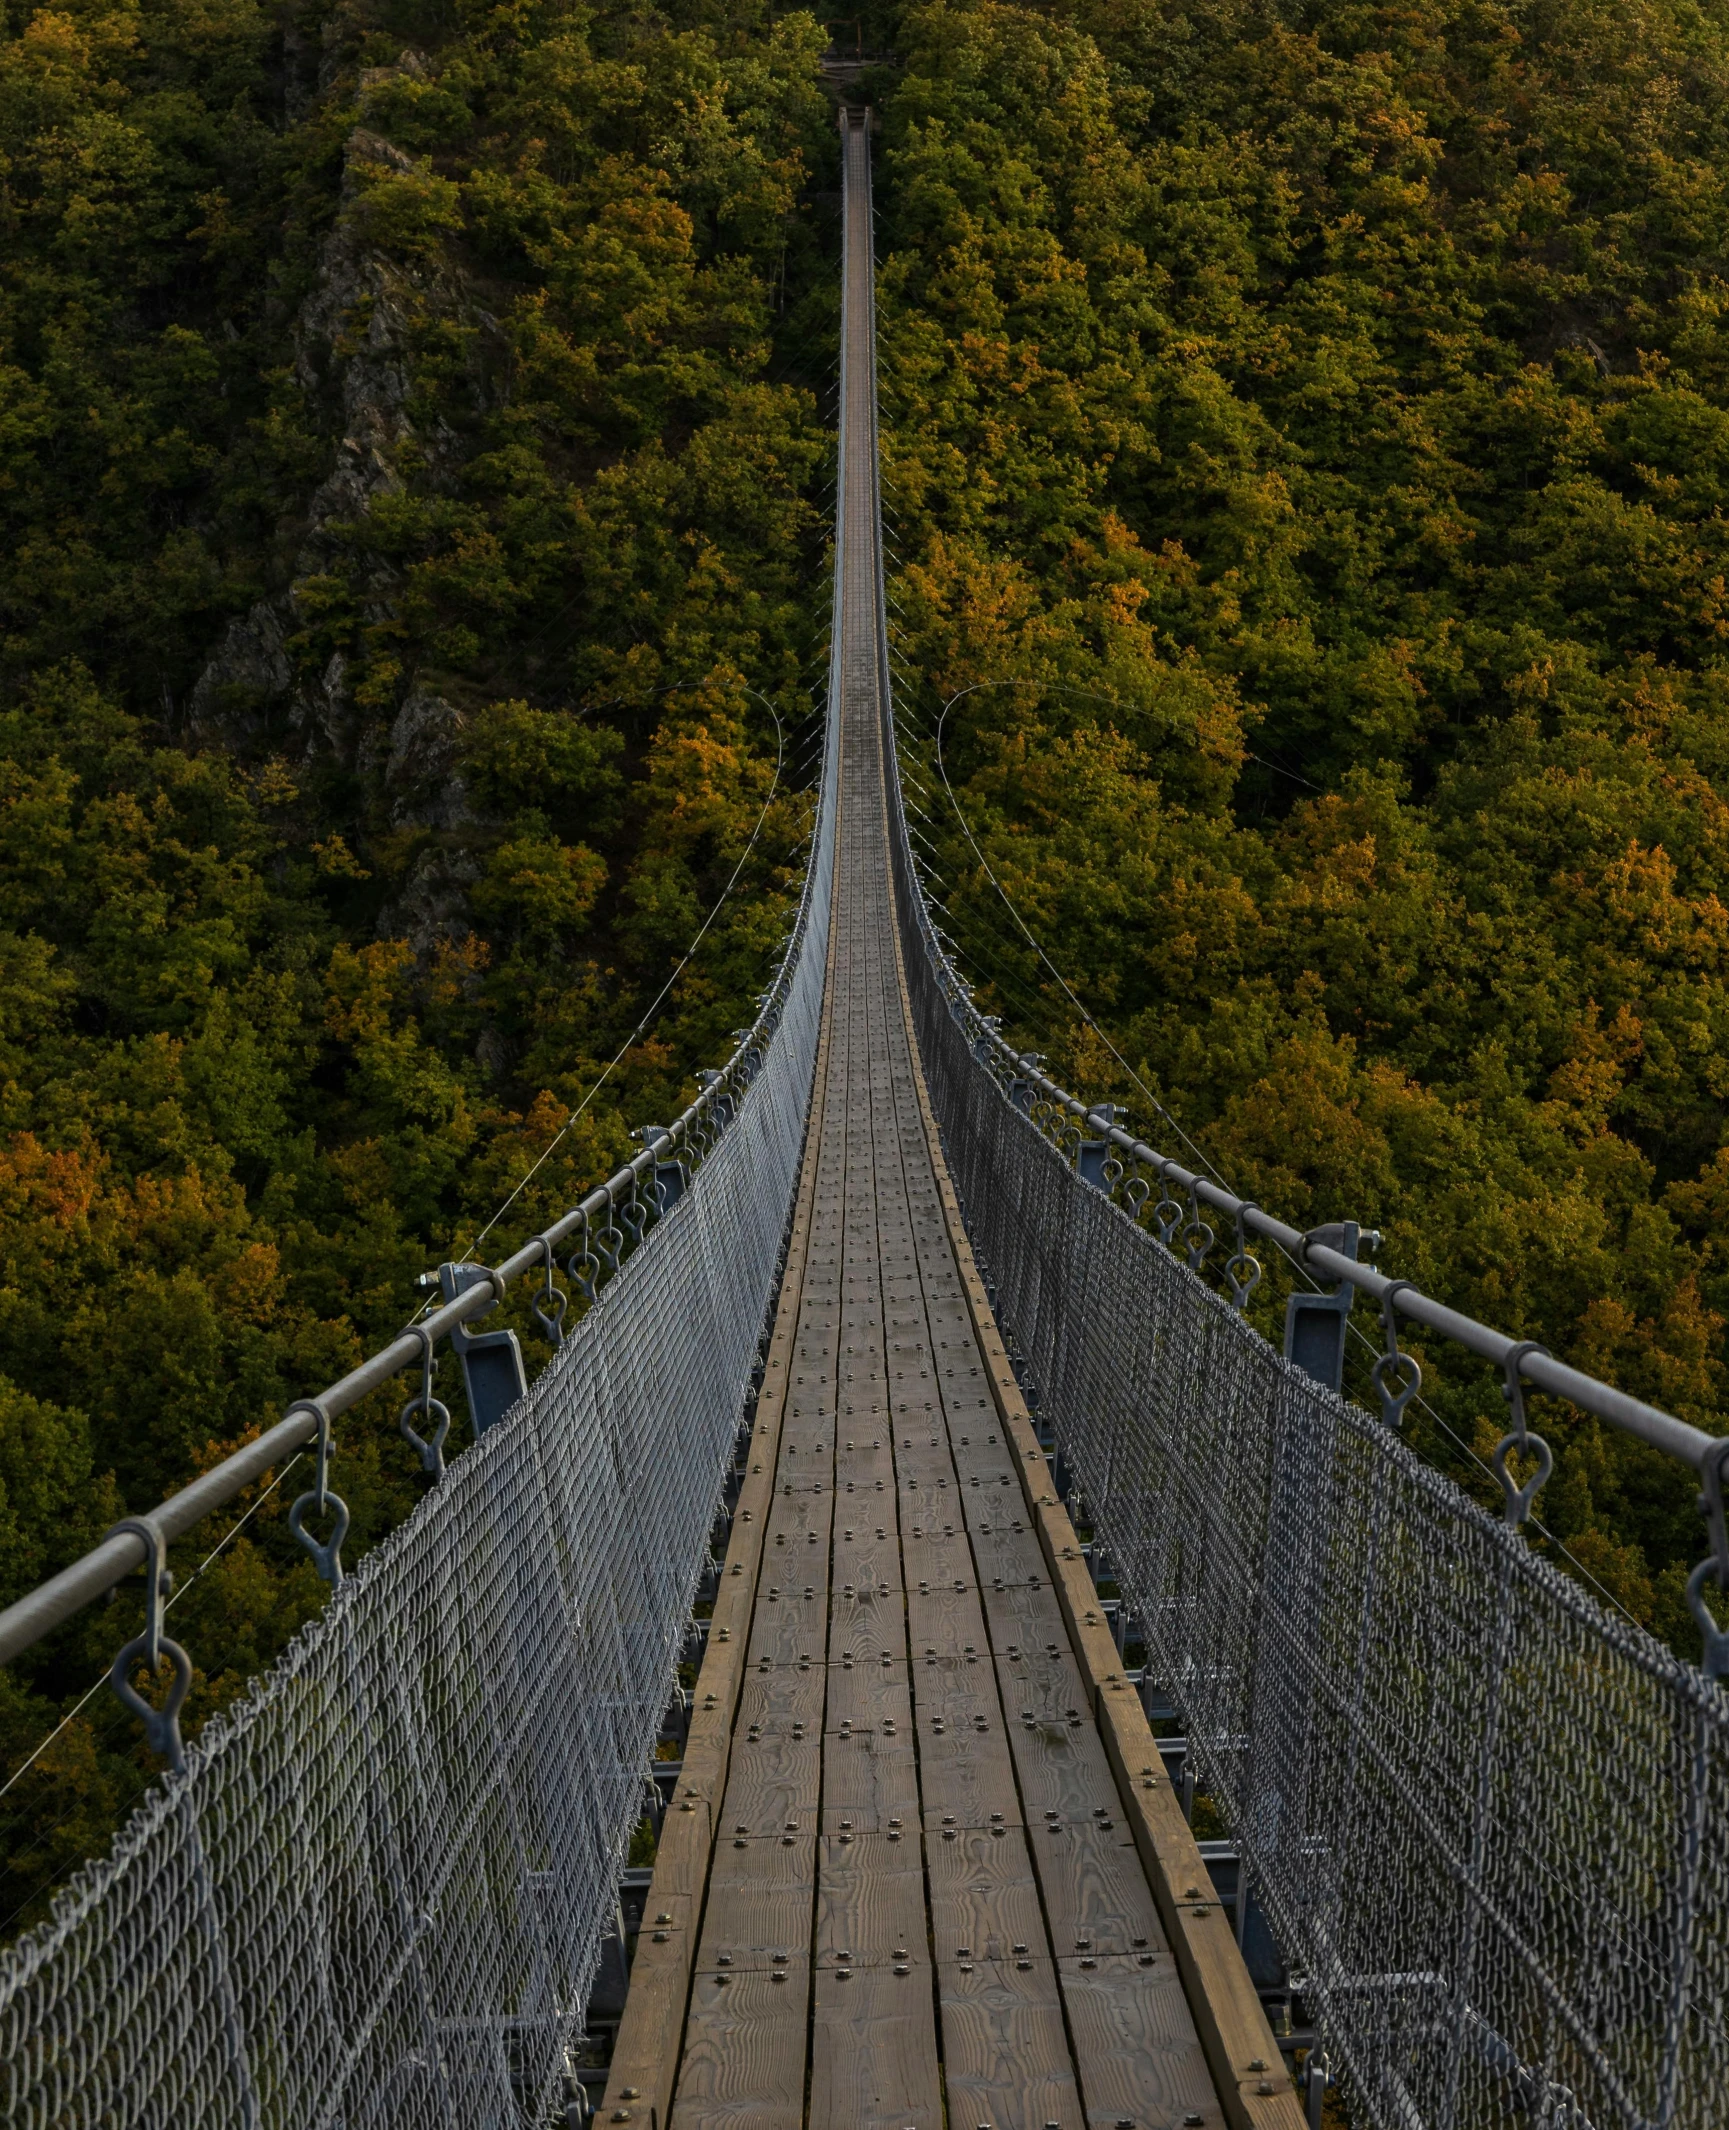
[{"left": 0, "top": 0, "right": 836, "bottom": 1935}]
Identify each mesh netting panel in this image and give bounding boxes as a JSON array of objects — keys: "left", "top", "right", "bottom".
[
  {"left": 0, "top": 741, "right": 836, "bottom": 2130},
  {"left": 888, "top": 816, "right": 1729, "bottom": 2130}
]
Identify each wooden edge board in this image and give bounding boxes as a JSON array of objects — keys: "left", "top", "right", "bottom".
[
  {"left": 887, "top": 941, "right": 1306, "bottom": 2130},
  {"left": 599, "top": 850, "right": 843, "bottom": 2130}
]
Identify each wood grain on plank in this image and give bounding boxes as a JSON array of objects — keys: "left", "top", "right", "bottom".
[
  {"left": 811, "top": 1966, "right": 945, "bottom": 2130},
  {"left": 1057, "top": 1951, "right": 1222, "bottom": 2128},
  {"left": 819, "top": 1735, "right": 921, "bottom": 1831},
  {"left": 816, "top": 1833, "right": 928, "bottom": 1967},
  {"left": 672, "top": 1968, "right": 809, "bottom": 2130},
  {"left": 935, "top": 1957, "right": 1081, "bottom": 2130},
  {"left": 925, "top": 1826, "right": 1048, "bottom": 1958}
]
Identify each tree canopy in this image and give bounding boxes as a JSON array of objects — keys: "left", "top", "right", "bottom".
[{"left": 7, "top": 0, "right": 1729, "bottom": 1943}]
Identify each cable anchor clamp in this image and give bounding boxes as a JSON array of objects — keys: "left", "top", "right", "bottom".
[
  {"left": 1370, "top": 1281, "right": 1422, "bottom": 1429},
  {"left": 287, "top": 1398, "right": 350, "bottom": 1587},
  {"left": 1491, "top": 1341, "right": 1552, "bottom": 1529},
  {"left": 105, "top": 1513, "right": 192, "bottom": 1775}
]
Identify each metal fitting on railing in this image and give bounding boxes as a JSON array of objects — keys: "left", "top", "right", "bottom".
[
  {"left": 286, "top": 1398, "right": 349, "bottom": 1588},
  {"left": 104, "top": 1514, "right": 192, "bottom": 1776},
  {"left": 1689, "top": 1440, "right": 1729, "bottom": 1679},
  {"left": 398, "top": 1325, "right": 451, "bottom": 1477}
]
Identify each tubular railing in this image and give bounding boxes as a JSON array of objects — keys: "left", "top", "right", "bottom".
[
  {"left": 919, "top": 1010, "right": 1728, "bottom": 1650},
  {"left": 0, "top": 780, "right": 827, "bottom": 1689}
]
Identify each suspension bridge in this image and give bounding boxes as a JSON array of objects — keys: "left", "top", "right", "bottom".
[{"left": 1, "top": 107, "right": 1725, "bottom": 2130}]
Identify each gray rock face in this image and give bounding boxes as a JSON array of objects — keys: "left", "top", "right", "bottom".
[
  {"left": 386, "top": 688, "right": 473, "bottom": 834},
  {"left": 186, "top": 602, "right": 295, "bottom": 744},
  {"left": 389, "top": 843, "right": 485, "bottom": 961},
  {"left": 188, "top": 64, "right": 500, "bottom": 955},
  {"left": 190, "top": 92, "right": 476, "bottom": 762}
]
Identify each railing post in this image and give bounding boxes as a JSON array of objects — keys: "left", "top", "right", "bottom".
[
  {"left": 1281, "top": 1222, "right": 1373, "bottom": 1393},
  {"left": 1077, "top": 1103, "right": 1124, "bottom": 1190},
  {"left": 434, "top": 1260, "right": 528, "bottom": 1435}
]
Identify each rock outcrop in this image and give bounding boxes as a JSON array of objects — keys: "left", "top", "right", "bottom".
[{"left": 189, "top": 87, "right": 476, "bottom": 767}]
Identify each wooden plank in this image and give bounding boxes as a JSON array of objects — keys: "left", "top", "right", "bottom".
[
  {"left": 925, "top": 1826, "right": 1047, "bottom": 1957},
  {"left": 1057, "top": 1952, "right": 1222, "bottom": 2129},
  {"left": 711, "top": 1732, "right": 821, "bottom": 1834},
  {"left": 828, "top": 1602, "right": 909, "bottom": 1665},
  {"left": 693, "top": 1827, "right": 817, "bottom": 1971},
  {"left": 672, "top": 1969, "right": 808, "bottom": 2130},
  {"left": 1023, "top": 1822, "right": 1165, "bottom": 1957},
  {"left": 736, "top": 1661, "right": 827, "bottom": 1730},
  {"left": 979, "top": 1577, "right": 1070, "bottom": 1647},
  {"left": 811, "top": 1966, "right": 944, "bottom": 2130},
  {"left": 819, "top": 1735, "right": 921, "bottom": 1831},
  {"left": 815, "top": 1833, "right": 928, "bottom": 1967},
  {"left": 935, "top": 1958, "right": 1081, "bottom": 2130},
  {"left": 826, "top": 1657, "right": 913, "bottom": 1732}
]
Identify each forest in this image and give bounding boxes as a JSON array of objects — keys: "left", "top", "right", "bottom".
[{"left": 5, "top": 0, "right": 1729, "bottom": 1935}]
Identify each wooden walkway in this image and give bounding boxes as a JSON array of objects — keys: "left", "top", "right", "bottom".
[{"left": 599, "top": 110, "right": 1300, "bottom": 2130}]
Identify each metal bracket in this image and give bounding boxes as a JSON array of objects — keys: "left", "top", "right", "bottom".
[
  {"left": 635, "top": 1125, "right": 688, "bottom": 1215},
  {"left": 695, "top": 1068, "right": 736, "bottom": 1132},
  {"left": 1283, "top": 1222, "right": 1365, "bottom": 1394},
  {"left": 971, "top": 1015, "right": 1003, "bottom": 1068},
  {"left": 1688, "top": 1439, "right": 1729, "bottom": 1678},
  {"left": 1007, "top": 1051, "right": 1045, "bottom": 1117},
  {"left": 1077, "top": 1103, "right": 1124, "bottom": 1191},
  {"left": 438, "top": 1262, "right": 528, "bottom": 1436}
]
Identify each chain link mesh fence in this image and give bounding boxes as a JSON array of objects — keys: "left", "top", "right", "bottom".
[
  {"left": 0, "top": 730, "right": 836, "bottom": 2130},
  {"left": 885, "top": 754, "right": 1729, "bottom": 2130}
]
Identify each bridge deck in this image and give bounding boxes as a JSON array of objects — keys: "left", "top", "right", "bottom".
[{"left": 599, "top": 111, "right": 1285, "bottom": 2130}]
